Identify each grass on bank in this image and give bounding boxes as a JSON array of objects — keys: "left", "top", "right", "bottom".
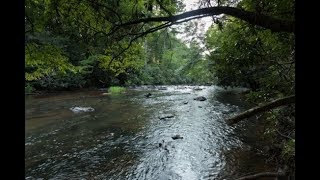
[{"left": 108, "top": 86, "right": 126, "bottom": 94}]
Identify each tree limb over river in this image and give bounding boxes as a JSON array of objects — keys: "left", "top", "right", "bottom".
[{"left": 119, "top": 6, "right": 294, "bottom": 34}]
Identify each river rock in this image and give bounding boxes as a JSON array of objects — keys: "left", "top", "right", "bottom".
[
  {"left": 70, "top": 106, "right": 95, "bottom": 113},
  {"left": 159, "top": 140, "right": 170, "bottom": 151},
  {"left": 181, "top": 92, "right": 191, "bottom": 95},
  {"left": 183, "top": 101, "right": 188, "bottom": 104},
  {"left": 158, "top": 86, "right": 168, "bottom": 90},
  {"left": 172, "top": 135, "right": 183, "bottom": 140},
  {"left": 147, "top": 85, "right": 156, "bottom": 89},
  {"left": 159, "top": 114, "right": 174, "bottom": 120},
  {"left": 194, "top": 87, "right": 203, "bottom": 91},
  {"left": 194, "top": 96, "right": 207, "bottom": 101},
  {"left": 145, "top": 93, "right": 152, "bottom": 98}
]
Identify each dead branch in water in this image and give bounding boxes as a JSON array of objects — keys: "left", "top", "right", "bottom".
[
  {"left": 227, "top": 95, "right": 295, "bottom": 125},
  {"left": 235, "top": 172, "right": 286, "bottom": 180}
]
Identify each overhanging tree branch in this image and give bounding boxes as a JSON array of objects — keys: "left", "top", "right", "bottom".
[
  {"left": 107, "top": 22, "right": 172, "bottom": 67},
  {"left": 108, "top": 13, "right": 213, "bottom": 66},
  {"left": 120, "top": 6, "right": 294, "bottom": 33},
  {"left": 227, "top": 95, "right": 295, "bottom": 125}
]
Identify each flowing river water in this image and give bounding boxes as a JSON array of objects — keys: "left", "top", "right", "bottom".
[{"left": 25, "top": 86, "right": 276, "bottom": 179}]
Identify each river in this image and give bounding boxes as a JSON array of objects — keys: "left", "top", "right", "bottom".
[{"left": 25, "top": 85, "right": 275, "bottom": 179}]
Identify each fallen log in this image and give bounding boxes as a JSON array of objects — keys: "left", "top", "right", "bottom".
[
  {"left": 227, "top": 95, "right": 295, "bottom": 125},
  {"left": 235, "top": 172, "right": 286, "bottom": 180}
]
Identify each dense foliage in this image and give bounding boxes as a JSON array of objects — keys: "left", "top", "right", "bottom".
[{"left": 25, "top": 0, "right": 210, "bottom": 92}]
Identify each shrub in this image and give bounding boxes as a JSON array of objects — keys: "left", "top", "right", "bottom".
[{"left": 25, "top": 83, "right": 35, "bottom": 93}]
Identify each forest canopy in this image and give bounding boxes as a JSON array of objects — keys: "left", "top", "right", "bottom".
[{"left": 25, "top": 0, "right": 294, "bottom": 91}]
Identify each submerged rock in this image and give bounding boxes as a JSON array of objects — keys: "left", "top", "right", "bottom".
[
  {"left": 158, "top": 140, "right": 169, "bottom": 151},
  {"left": 145, "top": 93, "right": 152, "bottom": 98},
  {"left": 159, "top": 114, "right": 174, "bottom": 120},
  {"left": 172, "top": 135, "right": 183, "bottom": 140},
  {"left": 183, "top": 101, "right": 188, "bottom": 104},
  {"left": 70, "top": 106, "right": 95, "bottom": 113},
  {"left": 194, "top": 96, "right": 207, "bottom": 101},
  {"left": 194, "top": 87, "right": 203, "bottom": 91},
  {"left": 158, "top": 86, "right": 168, "bottom": 90},
  {"left": 146, "top": 85, "right": 156, "bottom": 89}
]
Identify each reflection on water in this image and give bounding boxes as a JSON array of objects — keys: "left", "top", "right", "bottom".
[{"left": 25, "top": 86, "right": 275, "bottom": 179}]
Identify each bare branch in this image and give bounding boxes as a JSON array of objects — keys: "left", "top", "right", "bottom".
[
  {"left": 107, "top": 12, "right": 215, "bottom": 66},
  {"left": 236, "top": 172, "right": 286, "bottom": 180}
]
